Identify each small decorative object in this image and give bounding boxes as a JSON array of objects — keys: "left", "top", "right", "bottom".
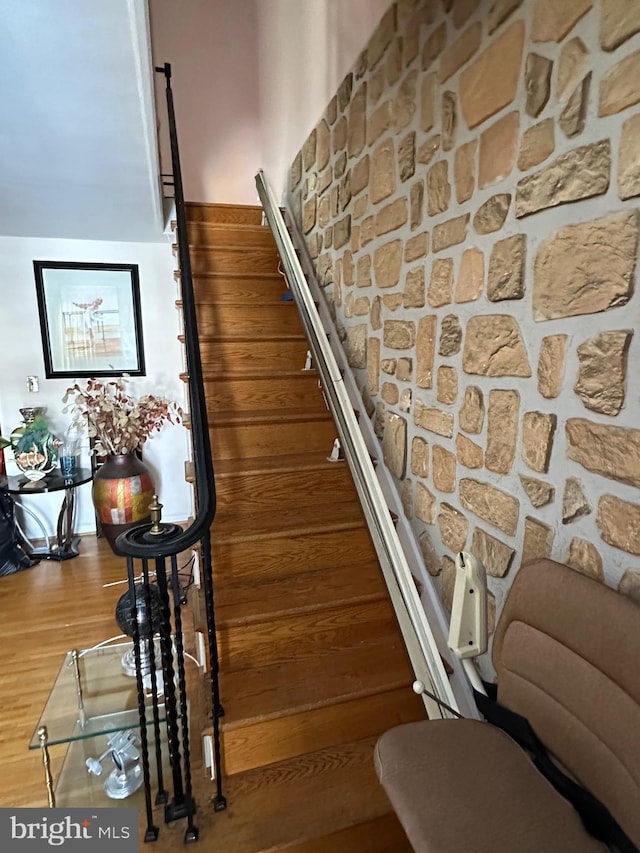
[
  {"left": 0, "top": 408, "right": 59, "bottom": 481},
  {"left": 63, "top": 376, "right": 182, "bottom": 553},
  {"left": 115, "top": 581, "right": 163, "bottom": 682},
  {"left": 58, "top": 425, "right": 82, "bottom": 480},
  {"left": 59, "top": 453, "right": 76, "bottom": 479},
  {"left": 86, "top": 730, "right": 143, "bottom": 799}
]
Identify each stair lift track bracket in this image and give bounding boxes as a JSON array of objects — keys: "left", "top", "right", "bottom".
[{"left": 448, "top": 551, "right": 488, "bottom": 696}]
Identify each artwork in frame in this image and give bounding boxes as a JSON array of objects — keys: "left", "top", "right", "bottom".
[{"left": 33, "top": 261, "right": 146, "bottom": 379}]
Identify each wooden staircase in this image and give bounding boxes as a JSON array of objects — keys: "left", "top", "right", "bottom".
[{"left": 179, "top": 201, "right": 426, "bottom": 851}]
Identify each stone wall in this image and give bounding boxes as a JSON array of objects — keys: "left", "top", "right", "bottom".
[{"left": 288, "top": 0, "right": 640, "bottom": 642}]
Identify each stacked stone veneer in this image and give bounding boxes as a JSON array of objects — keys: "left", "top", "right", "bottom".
[{"left": 288, "top": 0, "right": 640, "bottom": 637}]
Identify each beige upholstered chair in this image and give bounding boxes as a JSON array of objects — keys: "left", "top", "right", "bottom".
[{"left": 375, "top": 559, "right": 640, "bottom": 852}]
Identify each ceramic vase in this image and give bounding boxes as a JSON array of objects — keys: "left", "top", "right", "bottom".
[{"left": 92, "top": 453, "right": 155, "bottom": 555}]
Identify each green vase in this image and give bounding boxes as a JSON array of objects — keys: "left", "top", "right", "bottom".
[{"left": 11, "top": 407, "right": 58, "bottom": 481}]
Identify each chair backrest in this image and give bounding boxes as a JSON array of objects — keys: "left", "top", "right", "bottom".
[{"left": 492, "top": 559, "right": 640, "bottom": 848}]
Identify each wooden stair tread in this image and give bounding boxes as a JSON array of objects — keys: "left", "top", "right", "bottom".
[
  {"left": 191, "top": 453, "right": 349, "bottom": 485},
  {"left": 203, "top": 737, "right": 400, "bottom": 852},
  {"left": 179, "top": 270, "right": 283, "bottom": 282},
  {"left": 178, "top": 297, "right": 293, "bottom": 308},
  {"left": 182, "top": 369, "right": 318, "bottom": 382},
  {"left": 277, "top": 812, "right": 414, "bottom": 853},
  {"left": 217, "top": 634, "right": 414, "bottom": 726},
  {"left": 215, "top": 557, "right": 385, "bottom": 625},
  {"left": 179, "top": 332, "right": 307, "bottom": 343},
  {"left": 186, "top": 201, "right": 264, "bottom": 225},
  {"left": 142, "top": 772, "right": 412, "bottom": 852},
  {"left": 211, "top": 527, "right": 378, "bottom": 580},
  {"left": 187, "top": 222, "right": 275, "bottom": 249},
  {"left": 184, "top": 407, "right": 334, "bottom": 429},
  {"left": 189, "top": 222, "right": 271, "bottom": 236},
  {"left": 210, "top": 407, "right": 333, "bottom": 426},
  {"left": 212, "top": 501, "right": 367, "bottom": 541},
  {"left": 182, "top": 242, "right": 277, "bottom": 254},
  {"left": 215, "top": 477, "right": 359, "bottom": 518},
  {"left": 217, "top": 597, "right": 397, "bottom": 662},
  {"left": 188, "top": 275, "right": 288, "bottom": 304},
  {"left": 213, "top": 451, "right": 343, "bottom": 476}
]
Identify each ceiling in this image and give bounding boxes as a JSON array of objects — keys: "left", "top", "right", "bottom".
[{"left": 0, "top": 0, "right": 165, "bottom": 243}]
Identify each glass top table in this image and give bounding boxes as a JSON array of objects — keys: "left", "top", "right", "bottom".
[
  {"left": 30, "top": 641, "right": 164, "bottom": 749},
  {"left": 0, "top": 468, "right": 93, "bottom": 561},
  {"left": 0, "top": 468, "right": 93, "bottom": 494},
  {"left": 29, "top": 641, "right": 169, "bottom": 808}
]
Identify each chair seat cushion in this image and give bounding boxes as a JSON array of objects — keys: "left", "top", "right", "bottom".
[{"left": 375, "top": 719, "right": 607, "bottom": 853}]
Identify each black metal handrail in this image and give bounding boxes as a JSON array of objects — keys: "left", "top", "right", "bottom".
[
  {"left": 117, "top": 61, "right": 216, "bottom": 559},
  {"left": 112, "top": 62, "right": 226, "bottom": 842}
]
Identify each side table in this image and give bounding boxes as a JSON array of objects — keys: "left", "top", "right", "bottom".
[
  {"left": 29, "top": 641, "right": 170, "bottom": 808},
  {"left": 0, "top": 468, "right": 93, "bottom": 560}
]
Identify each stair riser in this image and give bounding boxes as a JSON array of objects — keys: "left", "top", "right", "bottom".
[
  {"left": 217, "top": 601, "right": 397, "bottom": 671},
  {"left": 211, "top": 420, "right": 337, "bottom": 459},
  {"left": 212, "top": 527, "right": 376, "bottom": 578},
  {"left": 189, "top": 247, "right": 279, "bottom": 275},
  {"left": 194, "top": 303, "right": 301, "bottom": 337},
  {"left": 220, "top": 688, "right": 423, "bottom": 776},
  {"left": 192, "top": 275, "right": 286, "bottom": 303},
  {"left": 215, "top": 465, "right": 356, "bottom": 513},
  {"left": 188, "top": 222, "right": 275, "bottom": 248},
  {"left": 204, "top": 374, "right": 325, "bottom": 412},
  {"left": 186, "top": 202, "right": 263, "bottom": 225},
  {"left": 198, "top": 339, "right": 309, "bottom": 374}
]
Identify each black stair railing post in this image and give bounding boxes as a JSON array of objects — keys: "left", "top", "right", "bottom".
[
  {"left": 141, "top": 556, "right": 168, "bottom": 805},
  {"left": 170, "top": 553, "right": 198, "bottom": 840},
  {"left": 200, "top": 529, "right": 227, "bottom": 810},
  {"left": 153, "top": 555, "right": 189, "bottom": 823},
  {"left": 126, "top": 555, "right": 158, "bottom": 843}
]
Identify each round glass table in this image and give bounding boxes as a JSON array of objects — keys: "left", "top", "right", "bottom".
[{"left": 0, "top": 467, "right": 93, "bottom": 560}]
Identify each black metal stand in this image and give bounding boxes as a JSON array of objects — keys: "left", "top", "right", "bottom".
[{"left": 0, "top": 469, "right": 93, "bottom": 561}]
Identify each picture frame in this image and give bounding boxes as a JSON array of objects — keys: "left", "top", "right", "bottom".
[{"left": 33, "top": 261, "right": 146, "bottom": 378}]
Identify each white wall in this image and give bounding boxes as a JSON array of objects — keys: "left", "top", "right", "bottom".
[
  {"left": 149, "top": 0, "right": 391, "bottom": 204},
  {"left": 150, "top": 0, "right": 263, "bottom": 205},
  {"left": 257, "top": 0, "right": 392, "bottom": 199},
  {"left": 0, "top": 235, "right": 192, "bottom": 538}
]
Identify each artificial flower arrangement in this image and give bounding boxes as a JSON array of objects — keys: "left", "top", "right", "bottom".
[
  {"left": 62, "top": 375, "right": 183, "bottom": 456},
  {"left": 0, "top": 408, "right": 59, "bottom": 478}
]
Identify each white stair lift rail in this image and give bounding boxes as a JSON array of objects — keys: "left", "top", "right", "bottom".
[{"left": 255, "top": 169, "right": 469, "bottom": 719}]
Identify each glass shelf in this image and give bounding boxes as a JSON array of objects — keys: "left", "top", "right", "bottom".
[
  {"left": 29, "top": 642, "right": 165, "bottom": 750},
  {"left": 53, "top": 733, "right": 160, "bottom": 809}
]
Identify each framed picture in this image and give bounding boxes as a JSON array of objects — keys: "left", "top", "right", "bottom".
[{"left": 33, "top": 261, "right": 146, "bottom": 378}]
